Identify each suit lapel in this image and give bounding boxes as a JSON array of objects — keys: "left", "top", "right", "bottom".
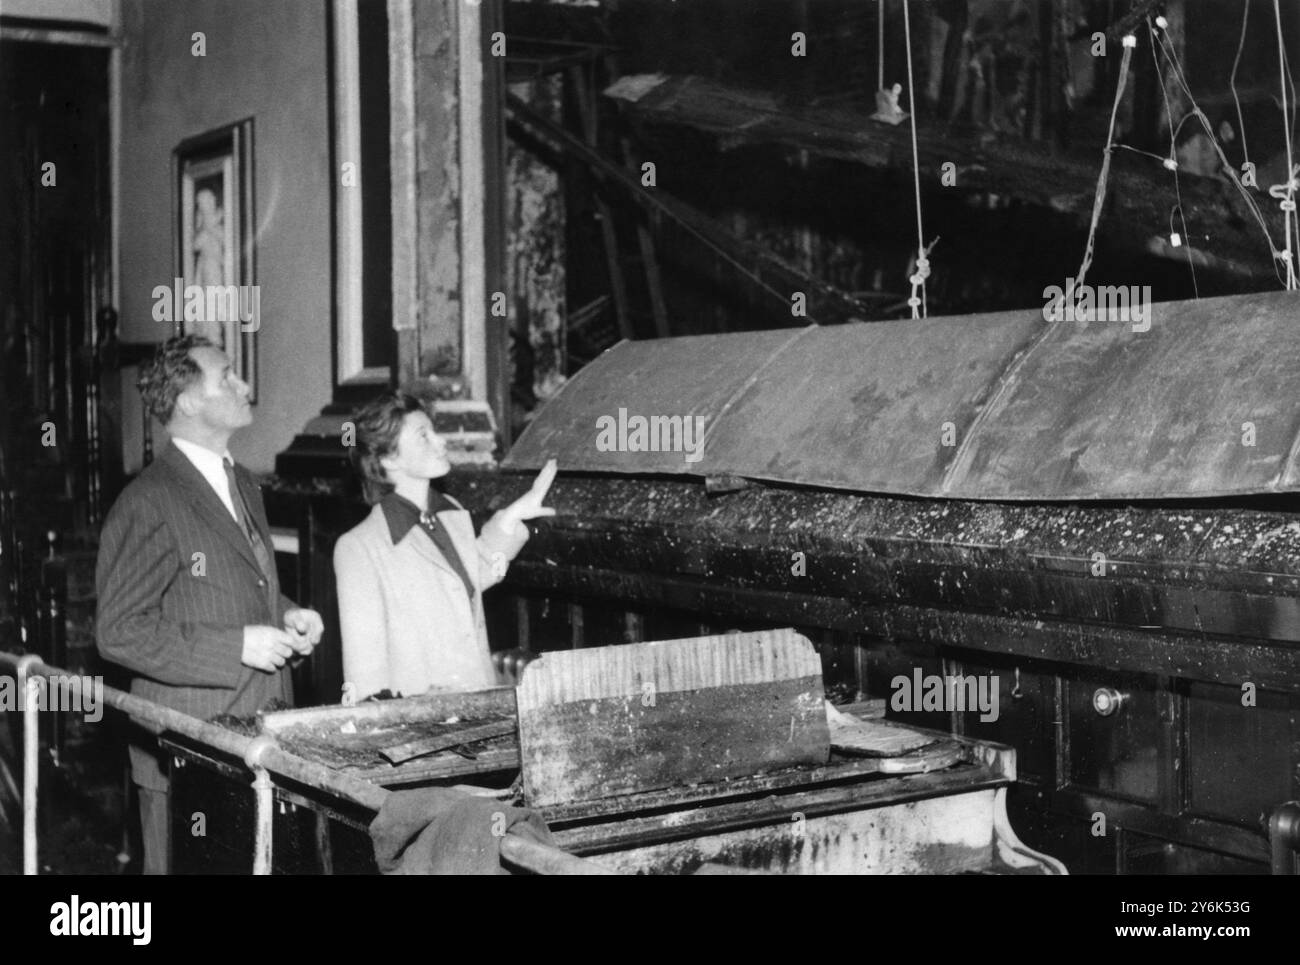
[
  {"left": 436, "top": 508, "right": 480, "bottom": 592},
  {"left": 157, "top": 444, "right": 263, "bottom": 577}
]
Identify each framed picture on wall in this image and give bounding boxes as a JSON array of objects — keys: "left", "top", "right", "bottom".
[{"left": 173, "top": 118, "right": 257, "bottom": 400}]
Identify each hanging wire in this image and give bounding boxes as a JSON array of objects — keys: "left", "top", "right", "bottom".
[
  {"left": 1284, "top": 35, "right": 1300, "bottom": 273},
  {"left": 1273, "top": 0, "right": 1298, "bottom": 289},
  {"left": 1169, "top": 203, "right": 1199, "bottom": 297},
  {"left": 901, "top": 0, "right": 931, "bottom": 318},
  {"left": 1076, "top": 34, "right": 1135, "bottom": 289},
  {"left": 1149, "top": 19, "right": 1199, "bottom": 295},
  {"left": 1230, "top": 0, "right": 1252, "bottom": 165},
  {"left": 1113, "top": 142, "right": 1173, "bottom": 164},
  {"left": 1152, "top": 24, "right": 1289, "bottom": 286}
]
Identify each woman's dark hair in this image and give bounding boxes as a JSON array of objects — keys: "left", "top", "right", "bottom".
[
  {"left": 137, "top": 335, "right": 215, "bottom": 425},
  {"left": 352, "top": 392, "right": 427, "bottom": 504}
]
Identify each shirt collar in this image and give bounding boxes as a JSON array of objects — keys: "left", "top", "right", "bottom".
[
  {"left": 172, "top": 436, "right": 233, "bottom": 475},
  {"left": 380, "top": 489, "right": 459, "bottom": 545}
]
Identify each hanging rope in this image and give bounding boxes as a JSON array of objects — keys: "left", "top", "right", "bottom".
[
  {"left": 901, "top": 0, "right": 931, "bottom": 318},
  {"left": 1076, "top": 35, "right": 1135, "bottom": 291}
]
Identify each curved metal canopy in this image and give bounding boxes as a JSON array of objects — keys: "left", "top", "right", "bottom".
[{"left": 504, "top": 291, "right": 1300, "bottom": 501}]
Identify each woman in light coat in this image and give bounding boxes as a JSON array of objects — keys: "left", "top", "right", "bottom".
[{"left": 334, "top": 393, "right": 555, "bottom": 700}]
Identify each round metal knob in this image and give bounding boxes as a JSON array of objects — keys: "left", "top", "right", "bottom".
[{"left": 1092, "top": 687, "right": 1126, "bottom": 717}]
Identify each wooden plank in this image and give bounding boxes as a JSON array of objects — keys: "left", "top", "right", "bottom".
[
  {"left": 355, "top": 747, "right": 519, "bottom": 785},
  {"left": 541, "top": 756, "right": 889, "bottom": 823},
  {"left": 826, "top": 703, "right": 935, "bottom": 757},
  {"left": 838, "top": 698, "right": 887, "bottom": 719},
  {"left": 257, "top": 687, "right": 517, "bottom": 776},
  {"left": 552, "top": 767, "right": 1007, "bottom": 854},
  {"left": 541, "top": 729, "right": 975, "bottom": 823},
  {"left": 378, "top": 718, "right": 517, "bottom": 764},
  {"left": 516, "top": 628, "right": 830, "bottom": 807},
  {"left": 259, "top": 687, "right": 516, "bottom": 736}
]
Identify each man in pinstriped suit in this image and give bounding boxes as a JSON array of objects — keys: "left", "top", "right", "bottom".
[{"left": 96, "top": 335, "right": 324, "bottom": 874}]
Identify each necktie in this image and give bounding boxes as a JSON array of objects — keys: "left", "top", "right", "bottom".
[
  {"left": 418, "top": 510, "right": 476, "bottom": 604},
  {"left": 223, "top": 458, "right": 277, "bottom": 596}
]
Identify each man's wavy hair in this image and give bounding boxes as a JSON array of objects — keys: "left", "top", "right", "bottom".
[
  {"left": 352, "top": 392, "right": 427, "bottom": 504},
  {"left": 137, "top": 335, "right": 215, "bottom": 426}
]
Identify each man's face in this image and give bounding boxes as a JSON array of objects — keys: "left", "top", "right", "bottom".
[
  {"left": 181, "top": 346, "right": 252, "bottom": 433},
  {"left": 382, "top": 410, "right": 450, "bottom": 482}
]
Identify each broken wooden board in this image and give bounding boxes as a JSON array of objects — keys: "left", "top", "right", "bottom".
[
  {"left": 258, "top": 687, "right": 517, "bottom": 777},
  {"left": 825, "top": 702, "right": 935, "bottom": 757},
  {"left": 516, "top": 628, "right": 830, "bottom": 808},
  {"left": 378, "top": 719, "right": 518, "bottom": 765}
]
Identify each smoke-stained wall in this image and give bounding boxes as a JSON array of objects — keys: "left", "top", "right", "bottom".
[{"left": 117, "top": 0, "right": 332, "bottom": 473}]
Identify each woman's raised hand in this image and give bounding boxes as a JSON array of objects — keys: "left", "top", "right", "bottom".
[{"left": 499, "top": 458, "right": 558, "bottom": 533}]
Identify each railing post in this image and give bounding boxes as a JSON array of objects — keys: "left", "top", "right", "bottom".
[
  {"left": 244, "top": 736, "right": 278, "bottom": 875},
  {"left": 16, "top": 654, "right": 42, "bottom": 876},
  {"left": 1270, "top": 801, "right": 1300, "bottom": 875}
]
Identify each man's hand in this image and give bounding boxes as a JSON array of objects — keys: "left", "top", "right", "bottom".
[
  {"left": 497, "top": 458, "right": 558, "bottom": 537},
  {"left": 242, "top": 625, "right": 299, "bottom": 673},
  {"left": 283, "top": 608, "right": 324, "bottom": 654}
]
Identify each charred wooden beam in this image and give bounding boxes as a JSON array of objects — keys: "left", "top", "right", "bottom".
[
  {"left": 448, "top": 472, "right": 1300, "bottom": 694},
  {"left": 551, "top": 765, "right": 1008, "bottom": 854},
  {"left": 507, "top": 91, "right": 875, "bottom": 325},
  {"left": 606, "top": 74, "right": 1285, "bottom": 281},
  {"left": 503, "top": 560, "right": 1300, "bottom": 694}
]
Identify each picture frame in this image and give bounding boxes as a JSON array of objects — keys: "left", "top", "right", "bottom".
[{"left": 173, "top": 118, "right": 257, "bottom": 400}]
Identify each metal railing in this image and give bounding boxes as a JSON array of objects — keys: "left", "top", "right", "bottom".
[
  {"left": 1271, "top": 802, "right": 1300, "bottom": 875},
  {"left": 0, "top": 651, "right": 613, "bottom": 876}
]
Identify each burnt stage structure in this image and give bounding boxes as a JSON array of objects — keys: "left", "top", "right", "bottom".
[{"left": 425, "top": 289, "right": 1300, "bottom": 875}]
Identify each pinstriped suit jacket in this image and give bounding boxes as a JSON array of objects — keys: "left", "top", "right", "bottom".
[{"left": 95, "top": 442, "right": 296, "bottom": 745}]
